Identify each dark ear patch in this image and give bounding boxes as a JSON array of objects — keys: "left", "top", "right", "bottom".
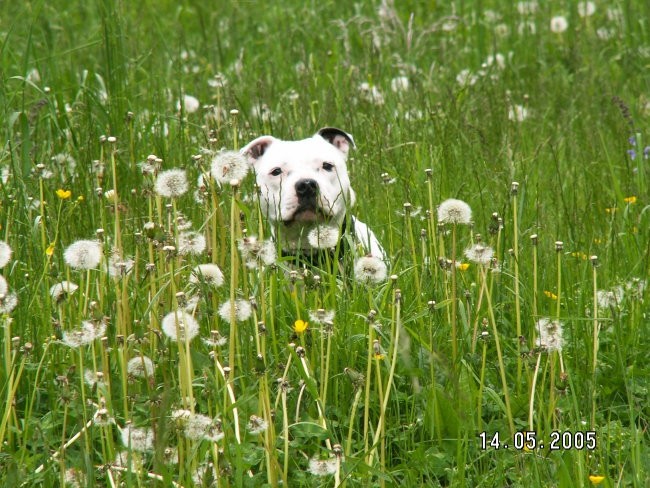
[
  {"left": 317, "top": 127, "right": 356, "bottom": 151},
  {"left": 241, "top": 136, "right": 276, "bottom": 162}
]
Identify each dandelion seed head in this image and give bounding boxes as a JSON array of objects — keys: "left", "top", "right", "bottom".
[
  {"left": 308, "top": 457, "right": 338, "bottom": 476},
  {"left": 535, "top": 318, "right": 564, "bottom": 352},
  {"left": 550, "top": 15, "right": 569, "bottom": 33},
  {"left": 84, "top": 369, "right": 106, "bottom": 388},
  {"left": 354, "top": 256, "right": 388, "bottom": 284},
  {"left": 161, "top": 310, "right": 200, "bottom": 342},
  {"left": 247, "top": 415, "right": 269, "bottom": 435},
  {"left": 437, "top": 199, "right": 472, "bottom": 225},
  {"left": 218, "top": 299, "right": 252, "bottom": 322},
  {"left": 177, "top": 231, "right": 207, "bottom": 256},
  {"left": 178, "top": 94, "right": 200, "bottom": 114},
  {"left": 0, "top": 276, "right": 7, "bottom": 298},
  {"left": 577, "top": 1, "right": 596, "bottom": 17},
  {"left": 464, "top": 244, "right": 495, "bottom": 266},
  {"left": 127, "top": 355, "right": 155, "bottom": 378},
  {"left": 307, "top": 225, "right": 340, "bottom": 249},
  {"left": 238, "top": 236, "right": 277, "bottom": 267},
  {"left": 155, "top": 168, "right": 189, "bottom": 198},
  {"left": 211, "top": 150, "right": 249, "bottom": 184},
  {"left": 508, "top": 104, "right": 529, "bottom": 122},
  {"left": 120, "top": 424, "right": 154, "bottom": 452},
  {"left": 0, "top": 241, "right": 12, "bottom": 268},
  {"left": 62, "top": 320, "right": 104, "bottom": 348},
  {"left": 63, "top": 240, "right": 103, "bottom": 270},
  {"left": 190, "top": 263, "right": 225, "bottom": 288},
  {"left": 596, "top": 286, "right": 624, "bottom": 310},
  {"left": 308, "top": 309, "right": 335, "bottom": 325},
  {"left": 390, "top": 76, "right": 410, "bottom": 92},
  {"left": 106, "top": 252, "right": 134, "bottom": 278}
]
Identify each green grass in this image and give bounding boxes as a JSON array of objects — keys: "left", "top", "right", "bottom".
[{"left": 1, "top": 0, "right": 649, "bottom": 486}]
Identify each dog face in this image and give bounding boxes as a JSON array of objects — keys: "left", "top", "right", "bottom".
[{"left": 242, "top": 128, "right": 356, "bottom": 247}]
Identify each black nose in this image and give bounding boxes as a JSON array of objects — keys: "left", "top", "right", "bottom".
[{"left": 295, "top": 179, "right": 319, "bottom": 197}]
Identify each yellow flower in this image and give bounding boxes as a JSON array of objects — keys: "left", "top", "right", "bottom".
[
  {"left": 294, "top": 320, "right": 308, "bottom": 334},
  {"left": 56, "top": 189, "right": 72, "bottom": 199},
  {"left": 374, "top": 353, "right": 385, "bottom": 360},
  {"left": 623, "top": 195, "right": 637, "bottom": 204},
  {"left": 77, "top": 195, "right": 84, "bottom": 202},
  {"left": 605, "top": 207, "right": 616, "bottom": 214},
  {"left": 571, "top": 252, "right": 588, "bottom": 260},
  {"left": 588, "top": 475, "right": 605, "bottom": 485},
  {"left": 457, "top": 263, "right": 470, "bottom": 271},
  {"left": 45, "top": 242, "right": 55, "bottom": 256},
  {"left": 544, "top": 290, "right": 558, "bottom": 300}
]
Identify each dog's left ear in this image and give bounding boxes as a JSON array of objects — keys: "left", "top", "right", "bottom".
[{"left": 317, "top": 127, "right": 355, "bottom": 156}]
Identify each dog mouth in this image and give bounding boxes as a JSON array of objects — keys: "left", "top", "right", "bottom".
[{"left": 284, "top": 205, "right": 328, "bottom": 225}]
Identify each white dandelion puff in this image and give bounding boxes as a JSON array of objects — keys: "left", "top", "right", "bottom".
[
  {"left": 63, "top": 240, "right": 102, "bottom": 270},
  {"left": 358, "top": 82, "right": 385, "bottom": 105},
  {"left": 550, "top": 15, "right": 569, "bottom": 33},
  {"left": 62, "top": 320, "right": 105, "bottom": 348},
  {"left": 464, "top": 244, "right": 495, "bottom": 266},
  {"left": 178, "top": 94, "right": 200, "bottom": 114},
  {"left": 535, "top": 318, "right": 564, "bottom": 352},
  {"left": 308, "top": 309, "right": 335, "bottom": 325},
  {"left": 155, "top": 168, "right": 189, "bottom": 198},
  {"left": 106, "top": 252, "right": 134, "bottom": 278},
  {"left": 0, "top": 241, "right": 12, "bottom": 268},
  {"left": 596, "top": 286, "right": 624, "bottom": 310},
  {"left": 84, "top": 369, "right": 106, "bottom": 388},
  {"left": 202, "top": 330, "right": 228, "bottom": 347},
  {"left": 211, "top": 150, "right": 249, "bottom": 184},
  {"left": 182, "top": 413, "right": 224, "bottom": 442},
  {"left": 1, "top": 290, "right": 19, "bottom": 315},
  {"left": 218, "top": 299, "right": 252, "bottom": 322},
  {"left": 308, "top": 457, "right": 338, "bottom": 476},
  {"left": 119, "top": 424, "right": 155, "bottom": 452},
  {"left": 177, "top": 231, "right": 207, "bottom": 256},
  {"left": 437, "top": 199, "right": 472, "bottom": 225},
  {"left": 508, "top": 104, "right": 529, "bottom": 122},
  {"left": 161, "top": 310, "right": 200, "bottom": 342},
  {"left": 237, "top": 236, "right": 277, "bottom": 267},
  {"left": 390, "top": 76, "right": 410, "bottom": 92},
  {"left": 577, "top": 1, "right": 596, "bottom": 18},
  {"left": 354, "top": 256, "right": 388, "bottom": 284},
  {"left": 190, "top": 263, "right": 225, "bottom": 288},
  {"left": 127, "top": 355, "right": 156, "bottom": 378},
  {"left": 0, "top": 275, "right": 7, "bottom": 298},
  {"left": 247, "top": 415, "right": 269, "bottom": 435},
  {"left": 307, "top": 225, "right": 340, "bottom": 249}
]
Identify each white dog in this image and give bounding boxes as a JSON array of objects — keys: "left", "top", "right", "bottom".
[{"left": 241, "top": 127, "right": 384, "bottom": 258}]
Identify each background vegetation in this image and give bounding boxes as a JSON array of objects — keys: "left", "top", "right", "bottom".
[{"left": 0, "top": 0, "right": 649, "bottom": 486}]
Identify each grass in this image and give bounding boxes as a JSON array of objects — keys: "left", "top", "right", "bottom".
[{"left": 1, "top": 0, "right": 649, "bottom": 486}]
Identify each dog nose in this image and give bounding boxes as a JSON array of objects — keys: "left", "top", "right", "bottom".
[{"left": 295, "top": 179, "right": 319, "bottom": 197}]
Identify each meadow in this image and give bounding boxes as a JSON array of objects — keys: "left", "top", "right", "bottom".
[{"left": 0, "top": 0, "right": 649, "bottom": 486}]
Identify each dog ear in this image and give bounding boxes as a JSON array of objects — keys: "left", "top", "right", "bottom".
[
  {"left": 241, "top": 136, "right": 277, "bottom": 164},
  {"left": 317, "top": 127, "right": 355, "bottom": 156}
]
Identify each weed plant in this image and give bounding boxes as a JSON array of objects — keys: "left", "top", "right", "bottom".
[{"left": 0, "top": 1, "right": 649, "bottom": 486}]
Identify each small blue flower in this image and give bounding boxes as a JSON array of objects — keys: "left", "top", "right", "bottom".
[
  {"left": 628, "top": 135, "right": 637, "bottom": 146},
  {"left": 644, "top": 146, "right": 650, "bottom": 159},
  {"left": 627, "top": 149, "right": 637, "bottom": 160}
]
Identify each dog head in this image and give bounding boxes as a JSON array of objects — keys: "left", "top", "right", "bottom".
[{"left": 242, "top": 128, "right": 356, "bottom": 248}]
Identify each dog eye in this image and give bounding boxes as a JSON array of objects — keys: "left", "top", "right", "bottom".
[
  {"left": 322, "top": 162, "right": 334, "bottom": 172},
  {"left": 269, "top": 167, "right": 283, "bottom": 176}
]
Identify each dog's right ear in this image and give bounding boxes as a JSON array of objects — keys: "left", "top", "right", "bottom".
[{"left": 241, "top": 136, "right": 277, "bottom": 164}]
